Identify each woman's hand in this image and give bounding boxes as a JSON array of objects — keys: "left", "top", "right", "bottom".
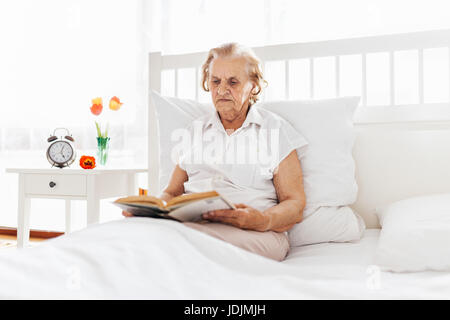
[
  {"left": 122, "top": 210, "right": 134, "bottom": 217},
  {"left": 202, "top": 203, "right": 270, "bottom": 232}
]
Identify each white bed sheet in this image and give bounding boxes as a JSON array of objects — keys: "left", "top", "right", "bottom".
[
  {"left": 0, "top": 219, "right": 449, "bottom": 299},
  {"left": 284, "top": 229, "right": 380, "bottom": 267}
]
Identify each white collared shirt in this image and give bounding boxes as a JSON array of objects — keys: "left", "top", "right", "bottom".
[{"left": 177, "top": 104, "right": 308, "bottom": 212}]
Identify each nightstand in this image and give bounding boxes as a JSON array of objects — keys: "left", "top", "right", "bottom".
[{"left": 6, "top": 168, "right": 147, "bottom": 248}]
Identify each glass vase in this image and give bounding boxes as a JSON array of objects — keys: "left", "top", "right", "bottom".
[{"left": 96, "top": 136, "right": 110, "bottom": 166}]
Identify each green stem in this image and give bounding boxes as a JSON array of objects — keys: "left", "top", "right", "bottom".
[
  {"left": 104, "top": 122, "right": 109, "bottom": 138},
  {"left": 95, "top": 121, "right": 102, "bottom": 137}
]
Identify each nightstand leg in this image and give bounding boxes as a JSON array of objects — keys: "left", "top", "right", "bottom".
[
  {"left": 17, "top": 198, "right": 30, "bottom": 248},
  {"left": 65, "top": 200, "right": 72, "bottom": 234},
  {"left": 86, "top": 198, "right": 100, "bottom": 225},
  {"left": 86, "top": 175, "right": 100, "bottom": 225},
  {"left": 17, "top": 173, "right": 31, "bottom": 248},
  {"left": 127, "top": 173, "right": 137, "bottom": 196}
]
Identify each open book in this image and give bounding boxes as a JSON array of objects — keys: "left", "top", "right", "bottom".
[{"left": 113, "top": 191, "right": 236, "bottom": 222}]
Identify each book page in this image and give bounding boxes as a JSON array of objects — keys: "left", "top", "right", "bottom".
[
  {"left": 168, "top": 196, "right": 233, "bottom": 222},
  {"left": 166, "top": 191, "right": 219, "bottom": 208}
]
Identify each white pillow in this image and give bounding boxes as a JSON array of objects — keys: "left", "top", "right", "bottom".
[
  {"left": 259, "top": 97, "right": 364, "bottom": 246},
  {"left": 288, "top": 206, "right": 365, "bottom": 247},
  {"left": 374, "top": 193, "right": 450, "bottom": 272},
  {"left": 151, "top": 90, "right": 365, "bottom": 246},
  {"left": 151, "top": 91, "right": 213, "bottom": 191},
  {"left": 259, "top": 97, "right": 359, "bottom": 215}
]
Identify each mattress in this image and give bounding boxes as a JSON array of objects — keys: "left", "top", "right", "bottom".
[
  {"left": 283, "top": 229, "right": 450, "bottom": 299},
  {"left": 284, "top": 228, "right": 379, "bottom": 267},
  {"left": 0, "top": 219, "right": 449, "bottom": 299}
]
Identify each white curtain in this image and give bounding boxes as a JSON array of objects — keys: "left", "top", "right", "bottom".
[
  {"left": 1, "top": 0, "right": 450, "bottom": 230},
  {"left": 145, "top": 0, "right": 450, "bottom": 108},
  {"left": 0, "top": 0, "right": 148, "bottom": 230},
  {"left": 145, "top": 0, "right": 450, "bottom": 55}
]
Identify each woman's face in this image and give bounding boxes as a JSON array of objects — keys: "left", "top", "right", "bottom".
[{"left": 208, "top": 56, "right": 255, "bottom": 120}]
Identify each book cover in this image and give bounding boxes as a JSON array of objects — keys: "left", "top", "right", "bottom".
[{"left": 113, "top": 191, "right": 236, "bottom": 222}]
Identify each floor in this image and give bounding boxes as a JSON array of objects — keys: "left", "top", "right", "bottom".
[{"left": 0, "top": 234, "right": 46, "bottom": 250}]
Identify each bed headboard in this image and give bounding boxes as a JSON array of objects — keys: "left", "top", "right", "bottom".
[{"left": 148, "top": 29, "right": 450, "bottom": 228}]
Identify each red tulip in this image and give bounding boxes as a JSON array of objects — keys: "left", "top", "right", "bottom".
[{"left": 90, "top": 97, "right": 103, "bottom": 116}]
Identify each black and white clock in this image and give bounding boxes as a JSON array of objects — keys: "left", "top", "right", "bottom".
[{"left": 46, "top": 128, "right": 76, "bottom": 168}]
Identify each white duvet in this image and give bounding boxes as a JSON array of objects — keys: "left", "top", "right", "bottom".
[{"left": 0, "top": 218, "right": 449, "bottom": 299}]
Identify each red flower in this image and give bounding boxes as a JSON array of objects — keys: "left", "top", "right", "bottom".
[
  {"left": 80, "top": 156, "right": 96, "bottom": 169},
  {"left": 90, "top": 97, "right": 103, "bottom": 116}
]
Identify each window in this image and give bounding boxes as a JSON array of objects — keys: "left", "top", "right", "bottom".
[
  {"left": 147, "top": 0, "right": 450, "bottom": 123},
  {"left": 146, "top": 0, "right": 450, "bottom": 55},
  {"left": 0, "top": 0, "right": 148, "bottom": 230}
]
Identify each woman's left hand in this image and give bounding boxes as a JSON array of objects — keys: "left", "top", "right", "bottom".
[{"left": 202, "top": 203, "right": 270, "bottom": 232}]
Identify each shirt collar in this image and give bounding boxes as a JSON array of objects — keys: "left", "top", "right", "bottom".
[{"left": 205, "top": 105, "right": 264, "bottom": 131}]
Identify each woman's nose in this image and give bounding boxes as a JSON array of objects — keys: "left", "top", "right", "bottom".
[{"left": 217, "top": 84, "right": 229, "bottom": 95}]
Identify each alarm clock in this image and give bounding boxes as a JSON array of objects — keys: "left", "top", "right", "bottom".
[{"left": 46, "top": 128, "right": 76, "bottom": 168}]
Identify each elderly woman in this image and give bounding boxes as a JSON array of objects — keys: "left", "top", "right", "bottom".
[{"left": 125, "top": 43, "right": 308, "bottom": 262}]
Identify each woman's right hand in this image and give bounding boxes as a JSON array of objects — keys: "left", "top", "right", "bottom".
[{"left": 122, "top": 210, "right": 134, "bottom": 217}]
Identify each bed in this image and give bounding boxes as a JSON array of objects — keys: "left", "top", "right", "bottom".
[
  {"left": 1, "top": 29, "right": 450, "bottom": 299},
  {"left": 0, "top": 219, "right": 449, "bottom": 299}
]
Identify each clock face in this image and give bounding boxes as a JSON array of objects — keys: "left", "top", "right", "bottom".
[{"left": 48, "top": 141, "right": 74, "bottom": 164}]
